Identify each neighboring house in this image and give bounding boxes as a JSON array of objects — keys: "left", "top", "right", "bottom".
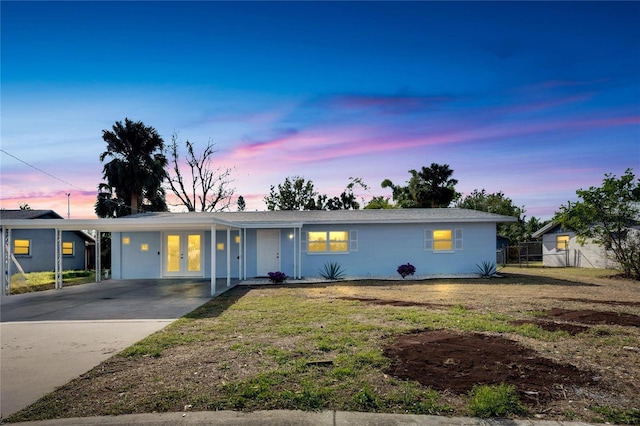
[
  {"left": 1, "top": 208, "right": 516, "bottom": 294},
  {"left": 532, "top": 222, "right": 618, "bottom": 269},
  {"left": 0, "top": 210, "right": 95, "bottom": 273}
]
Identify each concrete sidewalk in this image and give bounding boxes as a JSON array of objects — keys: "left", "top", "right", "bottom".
[
  {"left": 10, "top": 410, "right": 605, "bottom": 425},
  {"left": 1, "top": 279, "right": 219, "bottom": 419}
]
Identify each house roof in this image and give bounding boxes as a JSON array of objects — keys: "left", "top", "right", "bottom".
[
  {"left": 0, "top": 209, "right": 94, "bottom": 242},
  {"left": 531, "top": 221, "right": 561, "bottom": 238},
  {"left": 0, "top": 209, "right": 63, "bottom": 220},
  {"left": 0, "top": 208, "right": 517, "bottom": 232}
]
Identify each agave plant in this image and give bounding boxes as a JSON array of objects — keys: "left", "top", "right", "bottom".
[
  {"left": 319, "top": 262, "right": 346, "bottom": 280},
  {"left": 475, "top": 260, "right": 497, "bottom": 278}
]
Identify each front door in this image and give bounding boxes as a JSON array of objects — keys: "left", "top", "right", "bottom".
[
  {"left": 256, "top": 229, "right": 280, "bottom": 276},
  {"left": 164, "top": 232, "right": 204, "bottom": 277}
]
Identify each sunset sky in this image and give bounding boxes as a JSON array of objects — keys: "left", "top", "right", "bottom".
[{"left": 1, "top": 1, "right": 638, "bottom": 220}]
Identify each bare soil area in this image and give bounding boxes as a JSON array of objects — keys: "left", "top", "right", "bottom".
[
  {"left": 547, "top": 308, "right": 640, "bottom": 327},
  {"left": 384, "top": 330, "right": 595, "bottom": 404}
]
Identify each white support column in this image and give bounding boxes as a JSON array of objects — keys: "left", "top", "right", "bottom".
[
  {"left": 298, "top": 227, "right": 302, "bottom": 279},
  {"left": 292, "top": 228, "right": 296, "bottom": 280},
  {"left": 211, "top": 224, "right": 216, "bottom": 296},
  {"left": 95, "top": 231, "right": 101, "bottom": 283},
  {"left": 243, "top": 228, "right": 247, "bottom": 280},
  {"left": 237, "top": 230, "right": 241, "bottom": 281},
  {"left": 226, "top": 227, "right": 231, "bottom": 287},
  {"left": 2, "top": 228, "right": 10, "bottom": 296},
  {"left": 55, "top": 228, "right": 63, "bottom": 289}
]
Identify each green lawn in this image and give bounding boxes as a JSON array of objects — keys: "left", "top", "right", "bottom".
[
  {"left": 8, "top": 270, "right": 96, "bottom": 294},
  {"left": 7, "top": 267, "right": 640, "bottom": 424}
]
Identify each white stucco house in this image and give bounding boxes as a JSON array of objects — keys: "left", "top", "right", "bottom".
[
  {"left": 532, "top": 222, "right": 621, "bottom": 269},
  {"left": 1, "top": 208, "right": 516, "bottom": 296}
]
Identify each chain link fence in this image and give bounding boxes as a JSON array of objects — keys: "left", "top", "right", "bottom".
[{"left": 497, "top": 241, "right": 543, "bottom": 267}]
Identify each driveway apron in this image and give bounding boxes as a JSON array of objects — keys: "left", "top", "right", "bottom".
[{"left": 0, "top": 279, "right": 215, "bottom": 419}]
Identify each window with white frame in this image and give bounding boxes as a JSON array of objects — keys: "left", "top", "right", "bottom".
[
  {"left": 14, "top": 239, "right": 30, "bottom": 256},
  {"left": 556, "top": 235, "right": 569, "bottom": 251},
  {"left": 306, "top": 230, "right": 356, "bottom": 253},
  {"left": 62, "top": 241, "right": 74, "bottom": 256},
  {"left": 424, "top": 229, "right": 462, "bottom": 252}
]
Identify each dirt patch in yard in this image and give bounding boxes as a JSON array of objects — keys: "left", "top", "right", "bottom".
[
  {"left": 509, "top": 319, "right": 589, "bottom": 335},
  {"left": 546, "top": 297, "right": 640, "bottom": 307},
  {"left": 547, "top": 308, "right": 640, "bottom": 327},
  {"left": 383, "top": 330, "right": 598, "bottom": 405},
  {"left": 337, "top": 296, "right": 453, "bottom": 308}
]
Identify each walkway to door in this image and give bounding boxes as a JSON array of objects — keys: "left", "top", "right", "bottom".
[{"left": 0, "top": 279, "right": 237, "bottom": 419}]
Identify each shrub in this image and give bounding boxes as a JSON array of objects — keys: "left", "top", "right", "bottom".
[
  {"left": 319, "top": 262, "right": 345, "bottom": 280},
  {"left": 475, "top": 260, "right": 497, "bottom": 278},
  {"left": 397, "top": 262, "right": 416, "bottom": 278},
  {"left": 467, "top": 383, "right": 523, "bottom": 418},
  {"left": 267, "top": 271, "right": 288, "bottom": 284}
]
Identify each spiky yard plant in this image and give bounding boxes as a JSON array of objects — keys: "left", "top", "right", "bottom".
[{"left": 319, "top": 262, "right": 346, "bottom": 280}]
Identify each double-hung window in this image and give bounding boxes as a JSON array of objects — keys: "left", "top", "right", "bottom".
[
  {"left": 62, "top": 241, "right": 74, "bottom": 256},
  {"left": 14, "top": 239, "right": 30, "bottom": 256},
  {"left": 425, "top": 229, "right": 462, "bottom": 252},
  {"left": 556, "top": 235, "right": 569, "bottom": 251},
  {"left": 306, "top": 231, "right": 354, "bottom": 253}
]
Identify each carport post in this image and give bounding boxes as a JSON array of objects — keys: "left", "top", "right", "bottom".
[
  {"left": 55, "top": 228, "right": 63, "bottom": 289},
  {"left": 298, "top": 227, "right": 302, "bottom": 279},
  {"left": 2, "top": 228, "right": 10, "bottom": 296},
  {"left": 243, "top": 228, "right": 247, "bottom": 280},
  {"left": 226, "top": 227, "right": 231, "bottom": 287},
  {"left": 95, "top": 231, "right": 101, "bottom": 283},
  {"left": 210, "top": 224, "right": 216, "bottom": 296}
]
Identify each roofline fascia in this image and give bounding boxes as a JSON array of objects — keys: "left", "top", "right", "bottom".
[{"left": 0, "top": 214, "right": 517, "bottom": 232}]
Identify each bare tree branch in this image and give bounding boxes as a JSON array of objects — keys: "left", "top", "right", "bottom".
[{"left": 166, "top": 133, "right": 236, "bottom": 212}]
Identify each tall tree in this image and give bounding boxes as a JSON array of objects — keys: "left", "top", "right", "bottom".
[
  {"left": 96, "top": 118, "right": 168, "bottom": 216},
  {"left": 237, "top": 195, "right": 246, "bottom": 212},
  {"left": 315, "top": 177, "right": 370, "bottom": 210},
  {"left": 264, "top": 176, "right": 318, "bottom": 211},
  {"left": 382, "top": 163, "right": 459, "bottom": 208},
  {"left": 554, "top": 169, "right": 640, "bottom": 279},
  {"left": 457, "top": 189, "right": 526, "bottom": 242},
  {"left": 364, "top": 196, "right": 395, "bottom": 209},
  {"left": 166, "top": 134, "right": 235, "bottom": 212}
]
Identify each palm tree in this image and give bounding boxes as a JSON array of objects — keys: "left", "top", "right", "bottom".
[
  {"left": 382, "top": 163, "right": 460, "bottom": 208},
  {"left": 98, "top": 118, "right": 168, "bottom": 216}
]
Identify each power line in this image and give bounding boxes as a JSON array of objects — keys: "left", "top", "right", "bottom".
[
  {"left": 0, "top": 148, "right": 89, "bottom": 192},
  {"left": 1, "top": 148, "right": 152, "bottom": 215}
]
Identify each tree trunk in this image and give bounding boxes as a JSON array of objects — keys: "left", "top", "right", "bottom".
[{"left": 130, "top": 193, "right": 138, "bottom": 215}]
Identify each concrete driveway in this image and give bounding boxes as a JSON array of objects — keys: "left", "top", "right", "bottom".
[{"left": 1, "top": 279, "right": 223, "bottom": 420}]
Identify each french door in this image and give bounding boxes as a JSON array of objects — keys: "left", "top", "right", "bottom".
[{"left": 163, "top": 232, "right": 204, "bottom": 277}]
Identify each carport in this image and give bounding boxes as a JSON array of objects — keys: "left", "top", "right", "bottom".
[{"left": 0, "top": 215, "right": 244, "bottom": 297}]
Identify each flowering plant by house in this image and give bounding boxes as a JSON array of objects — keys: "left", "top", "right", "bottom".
[
  {"left": 397, "top": 263, "right": 416, "bottom": 278},
  {"left": 268, "top": 271, "right": 288, "bottom": 284}
]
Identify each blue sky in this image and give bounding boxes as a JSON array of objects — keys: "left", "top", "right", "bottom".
[{"left": 1, "top": 1, "right": 638, "bottom": 219}]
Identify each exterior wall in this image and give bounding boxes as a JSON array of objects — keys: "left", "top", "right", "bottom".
[
  {"left": 111, "top": 232, "right": 162, "bottom": 279},
  {"left": 110, "top": 222, "right": 498, "bottom": 280},
  {"left": 111, "top": 230, "right": 245, "bottom": 279},
  {"left": 11, "top": 229, "right": 87, "bottom": 273},
  {"left": 300, "top": 222, "right": 496, "bottom": 277},
  {"left": 541, "top": 231, "right": 616, "bottom": 268}
]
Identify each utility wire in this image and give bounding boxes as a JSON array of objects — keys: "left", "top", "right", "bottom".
[
  {"left": 1, "top": 148, "right": 148, "bottom": 215},
  {"left": 0, "top": 148, "right": 88, "bottom": 192}
]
